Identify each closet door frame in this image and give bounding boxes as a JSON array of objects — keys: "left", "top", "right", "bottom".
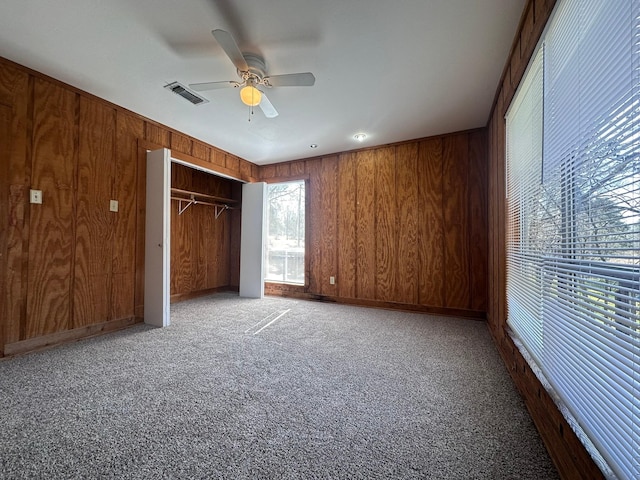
[
  {"left": 239, "top": 182, "right": 267, "bottom": 298},
  {"left": 144, "top": 148, "right": 171, "bottom": 327},
  {"left": 145, "top": 148, "right": 257, "bottom": 326}
]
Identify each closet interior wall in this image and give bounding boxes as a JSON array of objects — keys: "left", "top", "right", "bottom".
[{"left": 170, "top": 163, "right": 242, "bottom": 303}]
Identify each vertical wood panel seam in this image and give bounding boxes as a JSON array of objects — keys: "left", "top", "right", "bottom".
[
  {"left": 417, "top": 141, "right": 427, "bottom": 305},
  {"left": 392, "top": 149, "right": 398, "bottom": 301},
  {"left": 108, "top": 106, "right": 117, "bottom": 320},
  {"left": 467, "top": 137, "right": 473, "bottom": 309},
  {"left": 318, "top": 160, "right": 323, "bottom": 294},
  {"left": 353, "top": 156, "right": 358, "bottom": 298},
  {"left": 373, "top": 154, "right": 378, "bottom": 299},
  {"left": 467, "top": 137, "right": 471, "bottom": 309},
  {"left": 19, "top": 75, "right": 35, "bottom": 341},
  {"left": 393, "top": 149, "right": 398, "bottom": 301},
  {"left": 69, "top": 92, "right": 80, "bottom": 330},
  {"left": 439, "top": 141, "right": 445, "bottom": 306},
  {"left": 335, "top": 157, "right": 340, "bottom": 290},
  {"left": 394, "top": 147, "right": 399, "bottom": 300},
  {"left": 417, "top": 142, "right": 423, "bottom": 305},
  {"left": 0, "top": 105, "right": 9, "bottom": 353},
  {"left": 227, "top": 200, "right": 232, "bottom": 285},
  {"left": 416, "top": 143, "right": 421, "bottom": 304},
  {"left": 484, "top": 133, "right": 490, "bottom": 311}
]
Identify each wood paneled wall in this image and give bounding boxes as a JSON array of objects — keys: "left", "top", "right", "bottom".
[
  {"left": 0, "top": 57, "right": 254, "bottom": 356},
  {"left": 487, "top": 0, "right": 604, "bottom": 478},
  {"left": 261, "top": 131, "right": 488, "bottom": 317}
]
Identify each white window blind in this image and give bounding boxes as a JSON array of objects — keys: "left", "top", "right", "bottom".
[
  {"left": 506, "top": 46, "right": 545, "bottom": 362},
  {"left": 506, "top": 1, "right": 639, "bottom": 479}
]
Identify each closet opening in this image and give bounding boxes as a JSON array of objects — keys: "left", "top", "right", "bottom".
[
  {"left": 144, "top": 148, "right": 249, "bottom": 327},
  {"left": 169, "top": 160, "right": 242, "bottom": 305}
]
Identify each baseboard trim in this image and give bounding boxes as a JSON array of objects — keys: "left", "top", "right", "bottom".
[
  {"left": 170, "top": 286, "right": 239, "bottom": 304},
  {"left": 3, "top": 316, "right": 141, "bottom": 357},
  {"left": 264, "top": 283, "right": 486, "bottom": 320}
]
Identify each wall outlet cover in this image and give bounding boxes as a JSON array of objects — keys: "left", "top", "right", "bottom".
[
  {"left": 110, "top": 200, "right": 119, "bottom": 212},
  {"left": 30, "top": 189, "right": 42, "bottom": 204}
]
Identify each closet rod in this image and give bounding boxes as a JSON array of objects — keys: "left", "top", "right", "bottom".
[
  {"left": 170, "top": 187, "right": 237, "bottom": 205},
  {"left": 171, "top": 195, "right": 237, "bottom": 218}
]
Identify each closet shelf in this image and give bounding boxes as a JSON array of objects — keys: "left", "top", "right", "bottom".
[{"left": 170, "top": 187, "right": 237, "bottom": 205}]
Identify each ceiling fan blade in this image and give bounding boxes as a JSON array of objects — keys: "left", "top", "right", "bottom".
[
  {"left": 265, "top": 72, "right": 315, "bottom": 87},
  {"left": 188, "top": 80, "right": 238, "bottom": 92},
  {"left": 212, "top": 29, "right": 249, "bottom": 72},
  {"left": 259, "top": 92, "right": 279, "bottom": 118}
]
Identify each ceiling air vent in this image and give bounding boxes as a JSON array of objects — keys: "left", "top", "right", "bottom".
[{"left": 164, "top": 81, "right": 209, "bottom": 106}]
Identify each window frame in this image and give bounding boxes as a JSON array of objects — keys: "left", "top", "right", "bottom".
[{"left": 263, "top": 176, "right": 309, "bottom": 288}]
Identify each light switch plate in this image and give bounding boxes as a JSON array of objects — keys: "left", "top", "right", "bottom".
[
  {"left": 30, "top": 189, "right": 43, "bottom": 204},
  {"left": 109, "top": 200, "right": 119, "bottom": 212}
]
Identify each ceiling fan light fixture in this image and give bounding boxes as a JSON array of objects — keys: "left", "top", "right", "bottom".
[{"left": 240, "top": 84, "right": 262, "bottom": 106}]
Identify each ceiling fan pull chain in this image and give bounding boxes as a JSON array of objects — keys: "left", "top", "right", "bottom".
[{"left": 247, "top": 82, "right": 257, "bottom": 121}]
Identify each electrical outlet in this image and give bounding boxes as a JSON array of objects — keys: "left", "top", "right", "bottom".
[
  {"left": 110, "top": 200, "right": 119, "bottom": 212},
  {"left": 330, "top": 276, "right": 335, "bottom": 285},
  {"left": 30, "top": 189, "right": 42, "bottom": 204}
]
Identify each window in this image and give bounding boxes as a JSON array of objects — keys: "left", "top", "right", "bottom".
[
  {"left": 265, "top": 181, "right": 305, "bottom": 285},
  {"left": 506, "top": 46, "right": 545, "bottom": 360},
  {"left": 506, "top": 1, "right": 639, "bottom": 478}
]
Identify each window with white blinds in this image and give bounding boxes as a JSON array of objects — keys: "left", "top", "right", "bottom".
[
  {"left": 506, "top": 46, "right": 545, "bottom": 363},
  {"left": 505, "top": 1, "right": 639, "bottom": 479}
]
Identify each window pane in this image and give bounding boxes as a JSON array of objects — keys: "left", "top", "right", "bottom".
[{"left": 265, "top": 181, "right": 305, "bottom": 285}]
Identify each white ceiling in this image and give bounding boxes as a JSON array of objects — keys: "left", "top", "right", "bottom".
[{"left": 0, "top": 0, "right": 524, "bottom": 165}]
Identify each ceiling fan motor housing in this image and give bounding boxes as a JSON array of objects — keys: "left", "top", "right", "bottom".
[{"left": 240, "top": 53, "right": 267, "bottom": 83}]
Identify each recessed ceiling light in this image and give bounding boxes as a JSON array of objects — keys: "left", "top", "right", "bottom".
[
  {"left": 354, "top": 133, "right": 367, "bottom": 142},
  {"left": 310, "top": 144, "right": 318, "bottom": 148}
]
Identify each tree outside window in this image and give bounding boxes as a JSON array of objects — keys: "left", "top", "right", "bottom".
[{"left": 265, "top": 181, "right": 305, "bottom": 284}]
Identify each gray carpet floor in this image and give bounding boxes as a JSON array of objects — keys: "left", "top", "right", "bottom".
[{"left": 0, "top": 293, "right": 559, "bottom": 479}]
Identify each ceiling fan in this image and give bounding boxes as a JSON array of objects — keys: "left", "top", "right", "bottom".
[{"left": 189, "top": 29, "right": 315, "bottom": 118}]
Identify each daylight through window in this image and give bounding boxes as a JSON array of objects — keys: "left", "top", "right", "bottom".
[
  {"left": 505, "top": 1, "right": 639, "bottom": 478},
  {"left": 265, "top": 181, "right": 305, "bottom": 285}
]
